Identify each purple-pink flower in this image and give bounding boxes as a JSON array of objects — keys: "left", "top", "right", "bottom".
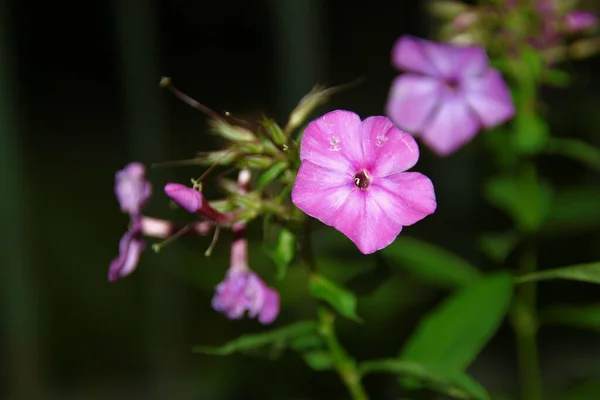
[
  {"left": 164, "top": 183, "right": 234, "bottom": 223},
  {"left": 109, "top": 162, "right": 152, "bottom": 282},
  {"left": 564, "top": 11, "right": 598, "bottom": 33},
  {"left": 212, "top": 266, "right": 280, "bottom": 324},
  {"left": 386, "top": 36, "right": 514, "bottom": 156},
  {"left": 291, "top": 110, "right": 437, "bottom": 254}
]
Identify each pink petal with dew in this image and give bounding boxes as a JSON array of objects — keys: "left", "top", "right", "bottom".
[
  {"left": 291, "top": 160, "right": 355, "bottom": 226},
  {"left": 453, "top": 45, "right": 489, "bottom": 77},
  {"left": 332, "top": 190, "right": 403, "bottom": 254},
  {"left": 164, "top": 183, "right": 203, "bottom": 213},
  {"left": 361, "top": 116, "right": 420, "bottom": 177},
  {"left": 462, "top": 69, "right": 515, "bottom": 128},
  {"left": 421, "top": 93, "right": 480, "bottom": 156},
  {"left": 370, "top": 172, "right": 437, "bottom": 226},
  {"left": 386, "top": 74, "right": 443, "bottom": 134},
  {"left": 299, "top": 110, "right": 363, "bottom": 173},
  {"left": 258, "top": 289, "right": 280, "bottom": 325},
  {"left": 392, "top": 36, "right": 439, "bottom": 76}
]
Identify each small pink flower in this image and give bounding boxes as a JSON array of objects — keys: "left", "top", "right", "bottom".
[
  {"left": 109, "top": 226, "right": 145, "bottom": 282},
  {"left": 115, "top": 162, "right": 152, "bottom": 216},
  {"left": 564, "top": 11, "right": 598, "bottom": 33},
  {"left": 386, "top": 36, "right": 514, "bottom": 156},
  {"left": 291, "top": 110, "right": 437, "bottom": 254},
  {"left": 212, "top": 267, "right": 280, "bottom": 324}
]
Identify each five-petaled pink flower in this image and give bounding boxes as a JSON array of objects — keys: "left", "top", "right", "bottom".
[
  {"left": 291, "top": 110, "right": 437, "bottom": 254},
  {"left": 386, "top": 35, "right": 515, "bottom": 156}
]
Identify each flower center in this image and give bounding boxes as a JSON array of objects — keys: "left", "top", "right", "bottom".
[
  {"left": 445, "top": 77, "right": 460, "bottom": 90},
  {"left": 354, "top": 170, "right": 371, "bottom": 190}
]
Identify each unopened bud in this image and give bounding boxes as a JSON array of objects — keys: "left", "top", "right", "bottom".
[
  {"left": 199, "top": 149, "right": 240, "bottom": 166},
  {"left": 237, "top": 155, "right": 273, "bottom": 169},
  {"left": 210, "top": 119, "right": 256, "bottom": 142},
  {"left": 260, "top": 118, "right": 286, "bottom": 146}
]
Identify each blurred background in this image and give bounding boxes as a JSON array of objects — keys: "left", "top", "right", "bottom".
[{"left": 1, "top": 0, "right": 600, "bottom": 399}]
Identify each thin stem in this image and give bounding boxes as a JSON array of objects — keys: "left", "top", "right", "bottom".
[
  {"left": 318, "top": 307, "right": 370, "bottom": 400},
  {"left": 511, "top": 244, "right": 542, "bottom": 400},
  {"left": 300, "top": 219, "right": 370, "bottom": 400}
]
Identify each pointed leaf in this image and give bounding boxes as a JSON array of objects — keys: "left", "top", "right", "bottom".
[
  {"left": 301, "top": 350, "right": 334, "bottom": 371},
  {"left": 516, "top": 262, "right": 600, "bottom": 285},
  {"left": 541, "top": 303, "right": 600, "bottom": 332},
  {"left": 382, "top": 237, "right": 481, "bottom": 289},
  {"left": 309, "top": 274, "right": 360, "bottom": 322},
  {"left": 257, "top": 161, "right": 289, "bottom": 191},
  {"left": 359, "top": 359, "right": 490, "bottom": 400},
  {"left": 193, "top": 321, "right": 317, "bottom": 356},
  {"left": 484, "top": 167, "right": 552, "bottom": 232},
  {"left": 400, "top": 273, "right": 513, "bottom": 371},
  {"left": 544, "top": 137, "right": 600, "bottom": 174},
  {"left": 542, "top": 186, "right": 600, "bottom": 235}
]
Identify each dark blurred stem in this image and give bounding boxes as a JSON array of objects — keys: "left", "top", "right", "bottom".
[
  {"left": 511, "top": 244, "right": 542, "bottom": 400},
  {"left": 318, "top": 307, "right": 370, "bottom": 400},
  {"left": 301, "top": 219, "right": 369, "bottom": 400}
]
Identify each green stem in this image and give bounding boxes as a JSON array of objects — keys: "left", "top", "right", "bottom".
[
  {"left": 301, "top": 219, "right": 369, "bottom": 400},
  {"left": 511, "top": 244, "right": 542, "bottom": 400},
  {"left": 318, "top": 307, "right": 370, "bottom": 400}
]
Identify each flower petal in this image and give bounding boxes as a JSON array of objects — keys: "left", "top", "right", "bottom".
[
  {"left": 370, "top": 172, "right": 437, "bottom": 226},
  {"left": 258, "top": 289, "right": 280, "bottom": 325},
  {"left": 361, "top": 116, "right": 420, "bottom": 177},
  {"left": 291, "top": 160, "right": 355, "bottom": 226},
  {"left": 332, "top": 190, "right": 403, "bottom": 254},
  {"left": 386, "top": 74, "right": 443, "bottom": 134},
  {"left": 115, "top": 162, "right": 152, "bottom": 216},
  {"left": 108, "top": 230, "right": 145, "bottom": 282},
  {"left": 392, "top": 35, "right": 439, "bottom": 76},
  {"left": 164, "top": 183, "right": 203, "bottom": 213},
  {"left": 453, "top": 46, "right": 489, "bottom": 77},
  {"left": 462, "top": 69, "right": 515, "bottom": 128},
  {"left": 299, "top": 110, "right": 363, "bottom": 173},
  {"left": 420, "top": 93, "right": 480, "bottom": 156}
]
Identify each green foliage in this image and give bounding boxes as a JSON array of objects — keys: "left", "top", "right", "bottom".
[
  {"left": 193, "top": 321, "right": 317, "bottom": 357},
  {"left": 544, "top": 137, "right": 600, "bottom": 175},
  {"left": 478, "top": 231, "right": 520, "bottom": 264},
  {"left": 265, "top": 226, "right": 296, "bottom": 280},
  {"left": 359, "top": 359, "right": 490, "bottom": 400},
  {"left": 290, "top": 333, "right": 333, "bottom": 371},
  {"left": 541, "top": 303, "right": 600, "bottom": 332},
  {"left": 542, "top": 186, "right": 600, "bottom": 235},
  {"left": 400, "top": 273, "right": 513, "bottom": 372},
  {"left": 484, "top": 166, "right": 552, "bottom": 233},
  {"left": 309, "top": 274, "right": 361, "bottom": 322},
  {"left": 512, "top": 112, "right": 549, "bottom": 155},
  {"left": 381, "top": 236, "right": 481, "bottom": 289},
  {"left": 516, "top": 262, "right": 600, "bottom": 285},
  {"left": 257, "top": 161, "right": 289, "bottom": 191}
]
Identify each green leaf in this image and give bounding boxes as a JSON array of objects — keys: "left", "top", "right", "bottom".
[
  {"left": 484, "top": 166, "right": 552, "bottom": 232},
  {"left": 266, "top": 226, "right": 296, "bottom": 280},
  {"left": 478, "top": 231, "right": 520, "bottom": 264},
  {"left": 359, "top": 359, "right": 490, "bottom": 400},
  {"left": 309, "top": 274, "right": 361, "bottom": 322},
  {"left": 516, "top": 262, "right": 600, "bottom": 285},
  {"left": 512, "top": 112, "right": 549, "bottom": 154},
  {"left": 542, "top": 69, "right": 571, "bottom": 87},
  {"left": 544, "top": 137, "right": 600, "bottom": 174},
  {"left": 542, "top": 186, "right": 600, "bottom": 235},
  {"left": 300, "top": 350, "right": 333, "bottom": 371},
  {"left": 193, "top": 320, "right": 317, "bottom": 356},
  {"left": 541, "top": 303, "right": 600, "bottom": 332},
  {"left": 259, "top": 117, "right": 285, "bottom": 145},
  {"left": 257, "top": 161, "right": 288, "bottom": 191},
  {"left": 400, "top": 273, "right": 513, "bottom": 372},
  {"left": 381, "top": 236, "right": 481, "bottom": 289}
]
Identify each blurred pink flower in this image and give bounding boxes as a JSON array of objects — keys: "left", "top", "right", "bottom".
[
  {"left": 564, "top": 11, "right": 598, "bottom": 33},
  {"left": 386, "top": 36, "right": 514, "bottom": 156},
  {"left": 164, "top": 183, "right": 233, "bottom": 223},
  {"left": 291, "top": 110, "right": 437, "bottom": 254}
]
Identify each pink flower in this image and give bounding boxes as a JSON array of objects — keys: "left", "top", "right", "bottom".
[
  {"left": 212, "top": 267, "right": 280, "bottom": 324},
  {"left": 564, "top": 11, "right": 598, "bottom": 33},
  {"left": 109, "top": 163, "right": 152, "bottom": 282},
  {"left": 386, "top": 36, "right": 514, "bottom": 156},
  {"left": 291, "top": 110, "right": 437, "bottom": 254}
]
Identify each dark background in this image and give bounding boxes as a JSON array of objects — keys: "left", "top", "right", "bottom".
[{"left": 1, "top": 0, "right": 599, "bottom": 399}]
